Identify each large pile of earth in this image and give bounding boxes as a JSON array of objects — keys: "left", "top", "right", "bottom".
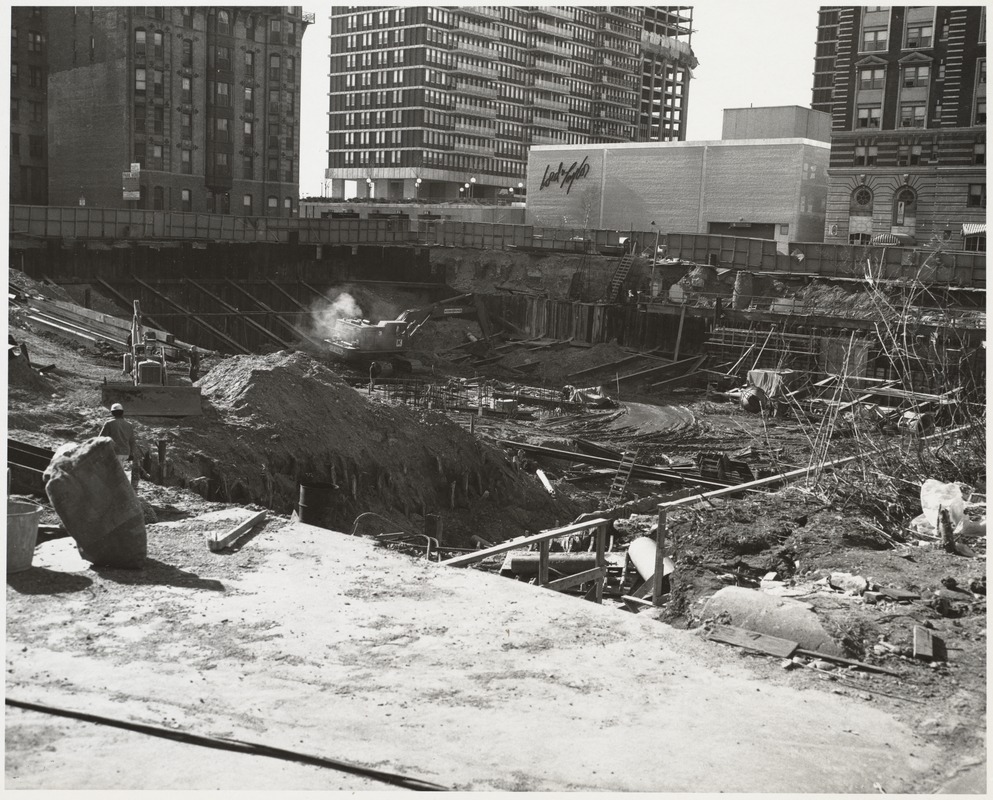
[{"left": 167, "top": 350, "right": 588, "bottom": 544}]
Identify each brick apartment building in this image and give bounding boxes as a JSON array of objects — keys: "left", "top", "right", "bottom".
[
  {"left": 815, "top": 6, "right": 986, "bottom": 251},
  {"left": 324, "top": 6, "right": 697, "bottom": 203},
  {"left": 37, "top": 6, "right": 311, "bottom": 215},
  {"left": 10, "top": 8, "right": 49, "bottom": 205}
]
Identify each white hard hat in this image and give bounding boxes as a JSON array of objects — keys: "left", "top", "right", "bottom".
[{"left": 111, "top": 403, "right": 124, "bottom": 412}]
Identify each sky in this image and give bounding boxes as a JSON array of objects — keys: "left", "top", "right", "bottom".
[{"left": 297, "top": 2, "right": 822, "bottom": 198}]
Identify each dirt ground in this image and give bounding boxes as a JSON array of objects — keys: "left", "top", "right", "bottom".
[{"left": 5, "top": 268, "right": 988, "bottom": 791}]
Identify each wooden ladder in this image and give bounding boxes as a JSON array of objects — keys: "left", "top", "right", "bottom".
[
  {"left": 604, "top": 252, "right": 635, "bottom": 303},
  {"left": 607, "top": 450, "right": 637, "bottom": 505}
]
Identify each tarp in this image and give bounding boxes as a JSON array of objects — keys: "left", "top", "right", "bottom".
[{"left": 746, "top": 369, "right": 797, "bottom": 398}]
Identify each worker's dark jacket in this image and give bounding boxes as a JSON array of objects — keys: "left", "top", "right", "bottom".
[{"left": 99, "top": 417, "right": 137, "bottom": 458}]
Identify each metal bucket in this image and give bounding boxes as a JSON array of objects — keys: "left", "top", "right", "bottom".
[
  {"left": 7, "top": 500, "right": 41, "bottom": 573},
  {"left": 298, "top": 482, "right": 335, "bottom": 527}
]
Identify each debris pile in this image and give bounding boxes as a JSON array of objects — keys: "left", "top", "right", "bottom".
[{"left": 172, "top": 350, "right": 587, "bottom": 543}]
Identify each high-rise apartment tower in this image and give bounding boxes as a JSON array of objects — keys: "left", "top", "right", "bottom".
[{"left": 325, "top": 6, "right": 696, "bottom": 202}]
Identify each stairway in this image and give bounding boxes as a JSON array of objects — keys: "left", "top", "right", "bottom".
[
  {"left": 607, "top": 450, "right": 637, "bottom": 505},
  {"left": 604, "top": 252, "right": 634, "bottom": 303}
]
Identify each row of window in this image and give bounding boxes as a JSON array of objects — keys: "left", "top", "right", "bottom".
[
  {"left": 9, "top": 97, "right": 45, "bottom": 123},
  {"left": 139, "top": 185, "right": 294, "bottom": 214},
  {"left": 10, "top": 28, "right": 44, "bottom": 52},
  {"left": 854, "top": 142, "right": 984, "bottom": 166},
  {"left": 10, "top": 63, "right": 46, "bottom": 89},
  {"left": 856, "top": 99, "right": 986, "bottom": 128},
  {"left": 10, "top": 132, "right": 45, "bottom": 158},
  {"left": 849, "top": 183, "right": 985, "bottom": 214}
]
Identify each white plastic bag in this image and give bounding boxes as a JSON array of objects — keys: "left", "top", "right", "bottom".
[{"left": 920, "top": 479, "right": 967, "bottom": 530}]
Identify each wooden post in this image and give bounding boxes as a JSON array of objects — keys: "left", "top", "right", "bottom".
[
  {"left": 673, "top": 304, "right": 686, "bottom": 361},
  {"left": 594, "top": 523, "right": 606, "bottom": 604},
  {"left": 653, "top": 509, "right": 667, "bottom": 606},
  {"left": 538, "top": 539, "right": 550, "bottom": 587}
]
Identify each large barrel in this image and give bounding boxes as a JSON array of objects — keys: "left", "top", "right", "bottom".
[
  {"left": 44, "top": 437, "right": 146, "bottom": 568},
  {"left": 298, "top": 481, "right": 335, "bottom": 527}
]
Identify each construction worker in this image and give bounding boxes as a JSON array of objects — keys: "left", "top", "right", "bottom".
[
  {"left": 99, "top": 402, "right": 142, "bottom": 489},
  {"left": 188, "top": 346, "right": 201, "bottom": 383}
]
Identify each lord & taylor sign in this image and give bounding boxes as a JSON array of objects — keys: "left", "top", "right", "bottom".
[{"left": 539, "top": 155, "right": 591, "bottom": 194}]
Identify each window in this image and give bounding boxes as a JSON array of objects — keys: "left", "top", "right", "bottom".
[
  {"left": 268, "top": 88, "right": 279, "bottom": 112},
  {"left": 181, "top": 7, "right": 192, "bottom": 28},
  {"left": 902, "top": 64, "right": 929, "bottom": 88},
  {"left": 893, "top": 187, "right": 916, "bottom": 225},
  {"left": 267, "top": 195, "right": 278, "bottom": 209},
  {"left": 976, "top": 100, "right": 987, "bottom": 125},
  {"left": 243, "top": 155, "right": 253, "bottom": 179},
  {"left": 181, "top": 188, "right": 192, "bottom": 211},
  {"left": 151, "top": 144, "right": 163, "bottom": 161},
  {"left": 245, "top": 51, "right": 255, "bottom": 75},
  {"left": 967, "top": 184, "right": 986, "bottom": 208},
  {"left": 898, "top": 144, "right": 922, "bottom": 165},
  {"left": 859, "top": 66, "right": 885, "bottom": 90},
  {"left": 11, "top": 132, "right": 19, "bottom": 156},
  {"left": 11, "top": 98, "right": 18, "bottom": 121},
  {"left": 217, "top": 10, "right": 230, "bottom": 35},
  {"left": 269, "top": 19, "right": 281, "bottom": 45},
  {"left": 244, "top": 120, "right": 253, "bottom": 145},
  {"left": 905, "top": 25, "right": 932, "bottom": 49},
  {"left": 153, "top": 69, "right": 163, "bottom": 97},
  {"left": 11, "top": 62, "right": 17, "bottom": 86},
  {"left": 975, "top": 143, "right": 986, "bottom": 165},
  {"left": 181, "top": 39, "right": 192, "bottom": 67},
  {"left": 135, "top": 68, "right": 147, "bottom": 92},
  {"left": 215, "top": 45, "right": 231, "bottom": 70},
  {"left": 899, "top": 103, "right": 925, "bottom": 127},
  {"left": 28, "top": 135, "right": 43, "bottom": 158},
  {"left": 964, "top": 234, "right": 986, "bottom": 252},
  {"left": 215, "top": 117, "right": 229, "bottom": 141},
  {"left": 137, "top": 110, "right": 149, "bottom": 135},
  {"left": 850, "top": 233, "right": 872, "bottom": 245},
  {"left": 267, "top": 157, "right": 278, "bottom": 180},
  {"left": 28, "top": 65, "right": 44, "bottom": 88},
  {"left": 152, "top": 185, "right": 164, "bottom": 210},
  {"left": 286, "top": 56, "right": 295, "bottom": 83},
  {"left": 152, "top": 106, "right": 163, "bottom": 134},
  {"left": 153, "top": 31, "right": 163, "bottom": 59},
  {"left": 181, "top": 76, "right": 192, "bottom": 103},
  {"left": 862, "top": 28, "right": 888, "bottom": 52},
  {"left": 244, "top": 86, "right": 254, "bottom": 112},
  {"left": 11, "top": 27, "right": 17, "bottom": 49},
  {"left": 134, "top": 142, "right": 146, "bottom": 166},
  {"left": 243, "top": 194, "right": 253, "bottom": 213},
  {"left": 283, "top": 197, "right": 292, "bottom": 213},
  {"left": 215, "top": 81, "right": 230, "bottom": 107},
  {"left": 857, "top": 106, "right": 881, "bottom": 128},
  {"left": 28, "top": 31, "right": 43, "bottom": 53},
  {"left": 855, "top": 145, "right": 878, "bottom": 165},
  {"left": 269, "top": 54, "right": 281, "bottom": 81},
  {"left": 180, "top": 148, "right": 191, "bottom": 173},
  {"left": 180, "top": 111, "right": 192, "bottom": 138}
]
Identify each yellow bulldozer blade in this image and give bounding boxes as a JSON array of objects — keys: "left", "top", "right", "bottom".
[{"left": 100, "top": 382, "right": 203, "bottom": 417}]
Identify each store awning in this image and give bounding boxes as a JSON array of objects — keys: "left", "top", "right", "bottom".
[
  {"left": 871, "top": 233, "right": 916, "bottom": 246},
  {"left": 961, "top": 223, "right": 986, "bottom": 236}
]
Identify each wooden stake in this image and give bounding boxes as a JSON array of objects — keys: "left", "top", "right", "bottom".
[
  {"left": 673, "top": 304, "right": 686, "bottom": 361},
  {"left": 653, "top": 509, "right": 667, "bottom": 606}
]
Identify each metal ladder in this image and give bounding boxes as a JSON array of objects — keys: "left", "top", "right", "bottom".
[
  {"left": 604, "top": 252, "right": 635, "bottom": 303},
  {"left": 607, "top": 450, "right": 637, "bottom": 505}
]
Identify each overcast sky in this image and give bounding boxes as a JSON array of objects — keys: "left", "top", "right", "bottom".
[{"left": 297, "top": 2, "right": 821, "bottom": 197}]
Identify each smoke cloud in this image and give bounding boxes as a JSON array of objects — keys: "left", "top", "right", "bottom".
[{"left": 309, "top": 292, "right": 364, "bottom": 341}]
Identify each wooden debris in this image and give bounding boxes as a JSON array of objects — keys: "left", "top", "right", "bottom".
[
  {"left": 912, "top": 626, "right": 946, "bottom": 662},
  {"left": 879, "top": 586, "right": 919, "bottom": 602},
  {"left": 535, "top": 469, "right": 555, "bottom": 495},
  {"left": 707, "top": 624, "right": 799, "bottom": 658},
  {"left": 793, "top": 648, "right": 901, "bottom": 677},
  {"left": 208, "top": 510, "right": 266, "bottom": 552}
]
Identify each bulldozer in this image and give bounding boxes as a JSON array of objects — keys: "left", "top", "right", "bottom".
[{"left": 100, "top": 301, "right": 203, "bottom": 416}]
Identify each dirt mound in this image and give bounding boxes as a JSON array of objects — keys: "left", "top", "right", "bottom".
[{"left": 178, "top": 351, "right": 586, "bottom": 543}]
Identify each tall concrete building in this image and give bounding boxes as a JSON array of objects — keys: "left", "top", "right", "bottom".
[
  {"left": 10, "top": 8, "right": 50, "bottom": 205},
  {"left": 324, "top": 6, "right": 696, "bottom": 202},
  {"left": 814, "top": 6, "right": 986, "bottom": 251},
  {"left": 42, "top": 6, "right": 311, "bottom": 215}
]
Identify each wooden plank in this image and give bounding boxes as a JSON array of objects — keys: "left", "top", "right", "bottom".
[
  {"left": 653, "top": 509, "right": 668, "bottom": 606},
  {"left": 535, "top": 469, "right": 555, "bottom": 495},
  {"left": 912, "top": 626, "right": 945, "bottom": 661},
  {"left": 793, "top": 648, "right": 902, "bottom": 676},
  {"left": 707, "top": 624, "right": 799, "bottom": 658},
  {"left": 439, "top": 518, "right": 609, "bottom": 567},
  {"left": 545, "top": 566, "right": 606, "bottom": 592},
  {"left": 880, "top": 586, "right": 920, "bottom": 601},
  {"left": 208, "top": 510, "right": 266, "bottom": 552}
]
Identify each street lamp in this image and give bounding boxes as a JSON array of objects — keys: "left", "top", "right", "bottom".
[
  {"left": 463, "top": 182, "right": 470, "bottom": 201},
  {"left": 415, "top": 177, "right": 422, "bottom": 198},
  {"left": 366, "top": 177, "right": 373, "bottom": 198},
  {"left": 469, "top": 176, "right": 476, "bottom": 200}
]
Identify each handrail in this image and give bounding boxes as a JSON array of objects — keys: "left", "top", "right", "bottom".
[{"left": 439, "top": 517, "right": 611, "bottom": 604}]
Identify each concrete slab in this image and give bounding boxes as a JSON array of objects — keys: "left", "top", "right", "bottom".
[{"left": 6, "top": 519, "right": 940, "bottom": 792}]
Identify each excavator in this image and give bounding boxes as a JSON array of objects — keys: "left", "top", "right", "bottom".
[
  {"left": 100, "top": 300, "right": 203, "bottom": 416},
  {"left": 325, "top": 293, "right": 492, "bottom": 373}
]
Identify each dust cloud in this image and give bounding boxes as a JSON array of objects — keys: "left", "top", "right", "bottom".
[{"left": 309, "top": 292, "right": 363, "bottom": 340}]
